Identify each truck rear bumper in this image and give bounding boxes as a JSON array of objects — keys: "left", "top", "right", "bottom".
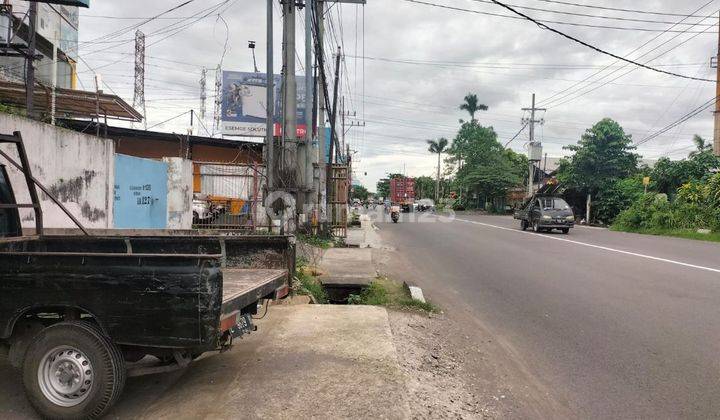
[{"left": 220, "top": 268, "right": 289, "bottom": 318}]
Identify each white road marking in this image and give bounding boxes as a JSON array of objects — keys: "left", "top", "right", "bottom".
[{"left": 449, "top": 217, "right": 720, "bottom": 275}]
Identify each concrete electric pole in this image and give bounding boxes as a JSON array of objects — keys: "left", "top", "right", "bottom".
[
  {"left": 304, "top": 0, "right": 315, "bottom": 222},
  {"left": 266, "top": 0, "right": 275, "bottom": 190},
  {"left": 281, "top": 0, "right": 298, "bottom": 187},
  {"left": 25, "top": 1, "right": 37, "bottom": 119},
  {"left": 714, "top": 12, "right": 720, "bottom": 156},
  {"left": 521, "top": 93, "right": 545, "bottom": 197}
]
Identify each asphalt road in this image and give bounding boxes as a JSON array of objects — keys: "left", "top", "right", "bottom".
[{"left": 375, "top": 211, "right": 720, "bottom": 419}]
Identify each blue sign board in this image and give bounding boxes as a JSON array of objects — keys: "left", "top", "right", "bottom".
[{"left": 113, "top": 154, "right": 168, "bottom": 229}]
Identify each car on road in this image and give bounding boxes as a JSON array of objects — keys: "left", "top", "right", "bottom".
[{"left": 514, "top": 195, "right": 574, "bottom": 234}]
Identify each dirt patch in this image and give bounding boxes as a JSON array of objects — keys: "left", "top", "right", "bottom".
[{"left": 388, "top": 310, "right": 513, "bottom": 419}]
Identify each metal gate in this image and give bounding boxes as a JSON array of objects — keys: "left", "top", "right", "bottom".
[
  {"left": 329, "top": 164, "right": 349, "bottom": 238},
  {"left": 192, "top": 163, "right": 265, "bottom": 230}
]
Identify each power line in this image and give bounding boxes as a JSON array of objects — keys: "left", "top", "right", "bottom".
[
  {"left": 538, "top": 0, "right": 716, "bottom": 107},
  {"left": 529, "top": 0, "right": 712, "bottom": 18},
  {"left": 540, "top": 8, "right": 717, "bottom": 109},
  {"left": 485, "top": 0, "right": 715, "bottom": 82},
  {"left": 544, "top": 19, "right": 716, "bottom": 109},
  {"left": 504, "top": 122, "right": 528, "bottom": 148},
  {"left": 470, "top": 0, "right": 715, "bottom": 27},
  {"left": 402, "top": 0, "right": 718, "bottom": 33},
  {"left": 636, "top": 97, "right": 717, "bottom": 146}
]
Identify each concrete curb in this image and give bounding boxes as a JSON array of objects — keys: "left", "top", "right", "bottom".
[{"left": 402, "top": 281, "right": 427, "bottom": 303}]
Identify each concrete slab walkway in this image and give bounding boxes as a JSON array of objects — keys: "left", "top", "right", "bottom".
[
  {"left": 0, "top": 306, "right": 410, "bottom": 419},
  {"left": 318, "top": 247, "right": 376, "bottom": 287}
]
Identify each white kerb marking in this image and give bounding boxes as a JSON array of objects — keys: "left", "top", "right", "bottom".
[{"left": 449, "top": 217, "right": 720, "bottom": 275}]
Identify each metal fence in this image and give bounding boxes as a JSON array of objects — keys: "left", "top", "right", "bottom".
[
  {"left": 192, "top": 162, "right": 265, "bottom": 230},
  {"left": 329, "top": 164, "right": 349, "bottom": 238}
]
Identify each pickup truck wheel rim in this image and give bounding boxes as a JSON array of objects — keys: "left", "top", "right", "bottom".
[{"left": 38, "top": 346, "right": 93, "bottom": 407}]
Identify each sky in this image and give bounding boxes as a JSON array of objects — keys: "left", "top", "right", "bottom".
[{"left": 76, "top": 0, "right": 719, "bottom": 191}]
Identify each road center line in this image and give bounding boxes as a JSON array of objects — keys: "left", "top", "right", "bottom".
[{"left": 450, "top": 217, "right": 720, "bottom": 275}]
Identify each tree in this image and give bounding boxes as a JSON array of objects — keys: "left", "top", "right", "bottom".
[
  {"left": 557, "top": 118, "right": 639, "bottom": 223},
  {"left": 689, "top": 134, "right": 712, "bottom": 158},
  {"left": 414, "top": 176, "right": 436, "bottom": 199},
  {"left": 449, "top": 121, "right": 526, "bottom": 209},
  {"left": 351, "top": 184, "right": 369, "bottom": 201},
  {"left": 459, "top": 93, "right": 488, "bottom": 122},
  {"left": 650, "top": 147, "right": 720, "bottom": 196},
  {"left": 427, "top": 137, "right": 449, "bottom": 202}
]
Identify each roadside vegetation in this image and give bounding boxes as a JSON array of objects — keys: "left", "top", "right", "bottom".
[
  {"left": 348, "top": 277, "right": 438, "bottom": 313},
  {"left": 294, "top": 257, "right": 328, "bottom": 303},
  {"left": 369, "top": 94, "right": 720, "bottom": 241}
]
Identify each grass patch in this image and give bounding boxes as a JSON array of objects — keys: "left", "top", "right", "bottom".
[
  {"left": 610, "top": 226, "right": 720, "bottom": 243},
  {"left": 348, "top": 276, "right": 438, "bottom": 313},
  {"left": 294, "top": 257, "right": 328, "bottom": 303},
  {"left": 297, "top": 234, "right": 346, "bottom": 249}
]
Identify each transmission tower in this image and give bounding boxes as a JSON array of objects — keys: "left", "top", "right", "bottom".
[
  {"left": 199, "top": 67, "right": 207, "bottom": 120},
  {"left": 133, "top": 30, "right": 146, "bottom": 130},
  {"left": 213, "top": 64, "right": 222, "bottom": 133}
]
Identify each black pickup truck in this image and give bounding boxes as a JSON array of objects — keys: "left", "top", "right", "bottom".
[
  {"left": 0, "top": 132, "right": 293, "bottom": 419},
  {"left": 514, "top": 195, "right": 575, "bottom": 234}
]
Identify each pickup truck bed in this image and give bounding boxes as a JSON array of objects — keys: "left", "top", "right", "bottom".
[{"left": 221, "top": 268, "right": 287, "bottom": 317}]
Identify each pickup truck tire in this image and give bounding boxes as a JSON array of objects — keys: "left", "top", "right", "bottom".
[
  {"left": 22, "top": 321, "right": 126, "bottom": 420},
  {"left": 532, "top": 220, "right": 541, "bottom": 233},
  {"left": 521, "top": 220, "right": 528, "bottom": 231},
  {"left": 561, "top": 228, "right": 570, "bottom": 234}
]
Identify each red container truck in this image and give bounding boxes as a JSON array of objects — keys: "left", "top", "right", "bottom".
[{"left": 390, "top": 177, "right": 415, "bottom": 212}]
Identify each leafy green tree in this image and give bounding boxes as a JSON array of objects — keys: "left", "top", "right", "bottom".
[
  {"left": 449, "top": 122, "right": 526, "bottom": 209},
  {"left": 689, "top": 134, "right": 712, "bottom": 158},
  {"left": 459, "top": 93, "right": 488, "bottom": 122},
  {"left": 427, "top": 137, "right": 449, "bottom": 201},
  {"left": 650, "top": 150, "right": 720, "bottom": 196},
  {"left": 414, "top": 176, "right": 436, "bottom": 199},
  {"left": 557, "top": 118, "right": 639, "bottom": 223},
  {"left": 351, "top": 185, "right": 370, "bottom": 201}
]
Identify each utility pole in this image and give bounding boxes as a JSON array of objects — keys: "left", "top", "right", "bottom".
[
  {"left": 304, "top": 0, "right": 315, "bottom": 222},
  {"left": 213, "top": 64, "right": 222, "bottom": 134},
  {"left": 281, "top": 0, "right": 298, "bottom": 186},
  {"left": 329, "top": 47, "right": 341, "bottom": 164},
  {"left": 25, "top": 1, "right": 37, "bottom": 119},
  {"left": 266, "top": 0, "right": 275, "bottom": 190},
  {"left": 714, "top": 12, "right": 720, "bottom": 156},
  {"left": 521, "top": 93, "right": 545, "bottom": 197},
  {"left": 94, "top": 74, "right": 102, "bottom": 137},
  {"left": 50, "top": 29, "right": 57, "bottom": 125},
  {"left": 325, "top": 47, "right": 341, "bottom": 213},
  {"left": 199, "top": 67, "right": 207, "bottom": 120},
  {"left": 133, "top": 30, "right": 146, "bottom": 130},
  {"left": 315, "top": 0, "right": 327, "bottom": 227},
  {"left": 248, "top": 40, "right": 259, "bottom": 73}
]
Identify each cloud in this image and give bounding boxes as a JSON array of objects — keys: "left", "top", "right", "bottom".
[{"left": 77, "top": 0, "right": 717, "bottom": 190}]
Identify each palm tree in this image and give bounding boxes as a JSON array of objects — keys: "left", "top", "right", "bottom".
[
  {"left": 689, "top": 134, "right": 712, "bottom": 157},
  {"left": 427, "top": 137, "right": 449, "bottom": 202},
  {"left": 459, "top": 93, "right": 488, "bottom": 122}
]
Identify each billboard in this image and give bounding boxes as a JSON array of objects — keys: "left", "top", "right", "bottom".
[{"left": 221, "top": 71, "right": 309, "bottom": 138}]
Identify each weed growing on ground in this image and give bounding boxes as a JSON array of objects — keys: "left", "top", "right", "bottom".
[
  {"left": 295, "top": 258, "right": 328, "bottom": 303},
  {"left": 348, "top": 276, "right": 438, "bottom": 313}
]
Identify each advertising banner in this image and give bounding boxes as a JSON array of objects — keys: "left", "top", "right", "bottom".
[{"left": 221, "top": 71, "right": 309, "bottom": 138}]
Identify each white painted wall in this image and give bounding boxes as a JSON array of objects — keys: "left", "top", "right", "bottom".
[
  {"left": 164, "top": 157, "right": 192, "bottom": 229},
  {"left": 0, "top": 114, "right": 115, "bottom": 229}
]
